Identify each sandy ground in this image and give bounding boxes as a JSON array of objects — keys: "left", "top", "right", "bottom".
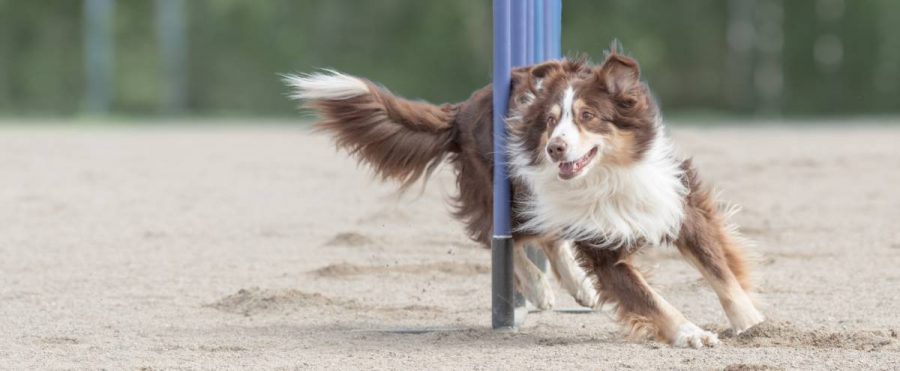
[{"left": 2, "top": 121, "right": 899, "bottom": 370}]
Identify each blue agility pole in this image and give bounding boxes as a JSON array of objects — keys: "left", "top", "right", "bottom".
[
  {"left": 511, "top": 1, "right": 527, "bottom": 67},
  {"left": 545, "top": 0, "right": 562, "bottom": 60},
  {"left": 533, "top": 0, "right": 545, "bottom": 63},
  {"left": 492, "top": 0, "right": 562, "bottom": 330},
  {"left": 491, "top": 0, "right": 515, "bottom": 330}
]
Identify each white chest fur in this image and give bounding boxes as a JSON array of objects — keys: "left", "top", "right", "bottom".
[{"left": 512, "top": 132, "right": 688, "bottom": 249}]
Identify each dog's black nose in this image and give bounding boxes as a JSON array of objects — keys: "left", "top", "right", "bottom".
[{"left": 546, "top": 139, "right": 567, "bottom": 162}]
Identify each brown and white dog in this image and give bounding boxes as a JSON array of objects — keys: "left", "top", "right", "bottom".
[{"left": 285, "top": 45, "right": 764, "bottom": 348}]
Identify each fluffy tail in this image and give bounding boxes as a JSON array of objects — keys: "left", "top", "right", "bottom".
[{"left": 284, "top": 70, "right": 457, "bottom": 189}]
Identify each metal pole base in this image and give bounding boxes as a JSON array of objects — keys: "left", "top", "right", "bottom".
[{"left": 491, "top": 236, "right": 516, "bottom": 330}]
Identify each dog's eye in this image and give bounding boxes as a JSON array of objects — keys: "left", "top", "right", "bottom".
[
  {"left": 545, "top": 116, "right": 557, "bottom": 127},
  {"left": 580, "top": 111, "right": 595, "bottom": 121}
]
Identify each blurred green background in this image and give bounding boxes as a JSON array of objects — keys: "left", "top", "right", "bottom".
[{"left": 1, "top": 0, "right": 897, "bottom": 118}]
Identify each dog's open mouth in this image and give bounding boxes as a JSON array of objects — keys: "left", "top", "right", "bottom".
[{"left": 558, "top": 147, "right": 598, "bottom": 180}]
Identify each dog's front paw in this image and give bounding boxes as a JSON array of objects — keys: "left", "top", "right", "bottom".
[
  {"left": 522, "top": 275, "right": 555, "bottom": 311},
  {"left": 671, "top": 323, "right": 720, "bottom": 349},
  {"left": 575, "top": 276, "right": 599, "bottom": 308},
  {"left": 533, "top": 276, "right": 556, "bottom": 310}
]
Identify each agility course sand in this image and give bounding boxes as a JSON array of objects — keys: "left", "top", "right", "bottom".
[{"left": 2, "top": 122, "right": 899, "bottom": 369}]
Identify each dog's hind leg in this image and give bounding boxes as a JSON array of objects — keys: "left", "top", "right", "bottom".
[
  {"left": 676, "top": 205, "right": 764, "bottom": 333},
  {"left": 513, "top": 240, "right": 555, "bottom": 310},
  {"left": 540, "top": 239, "right": 598, "bottom": 308},
  {"left": 576, "top": 243, "right": 719, "bottom": 348}
]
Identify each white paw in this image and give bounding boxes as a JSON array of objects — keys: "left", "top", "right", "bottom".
[
  {"left": 575, "top": 277, "right": 599, "bottom": 308},
  {"left": 727, "top": 295, "right": 765, "bottom": 334},
  {"left": 535, "top": 276, "right": 556, "bottom": 310},
  {"left": 672, "top": 323, "right": 720, "bottom": 349},
  {"left": 731, "top": 308, "right": 765, "bottom": 334},
  {"left": 520, "top": 274, "right": 555, "bottom": 311}
]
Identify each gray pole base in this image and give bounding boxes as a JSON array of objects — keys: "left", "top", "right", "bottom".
[{"left": 491, "top": 236, "right": 516, "bottom": 330}]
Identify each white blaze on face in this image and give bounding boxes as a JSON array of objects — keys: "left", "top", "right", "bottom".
[{"left": 549, "top": 87, "right": 579, "bottom": 161}]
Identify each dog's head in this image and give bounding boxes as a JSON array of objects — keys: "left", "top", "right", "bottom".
[
  {"left": 510, "top": 48, "right": 660, "bottom": 181},
  {"left": 508, "top": 58, "right": 590, "bottom": 112}
]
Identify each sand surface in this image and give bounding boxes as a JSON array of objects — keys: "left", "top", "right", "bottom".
[{"left": 2, "top": 122, "right": 899, "bottom": 370}]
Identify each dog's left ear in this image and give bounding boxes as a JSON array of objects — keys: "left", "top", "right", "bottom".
[{"left": 595, "top": 52, "right": 641, "bottom": 96}]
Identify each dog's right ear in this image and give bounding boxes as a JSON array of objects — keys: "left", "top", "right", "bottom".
[
  {"left": 511, "top": 68, "right": 532, "bottom": 88},
  {"left": 510, "top": 68, "right": 533, "bottom": 93},
  {"left": 511, "top": 62, "right": 557, "bottom": 94},
  {"left": 509, "top": 68, "right": 536, "bottom": 107},
  {"left": 528, "top": 58, "right": 590, "bottom": 88},
  {"left": 529, "top": 60, "right": 564, "bottom": 81},
  {"left": 509, "top": 59, "right": 587, "bottom": 108}
]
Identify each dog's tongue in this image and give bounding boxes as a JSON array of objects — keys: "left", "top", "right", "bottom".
[{"left": 559, "top": 161, "right": 579, "bottom": 179}]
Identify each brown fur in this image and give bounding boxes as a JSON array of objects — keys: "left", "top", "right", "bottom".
[
  {"left": 677, "top": 159, "right": 752, "bottom": 291},
  {"left": 309, "top": 83, "right": 457, "bottom": 190},
  {"left": 584, "top": 54, "right": 658, "bottom": 162},
  {"left": 446, "top": 85, "right": 496, "bottom": 244},
  {"left": 574, "top": 246, "right": 661, "bottom": 338}
]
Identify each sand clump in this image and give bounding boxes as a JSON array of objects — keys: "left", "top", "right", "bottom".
[
  {"left": 723, "top": 364, "right": 784, "bottom": 371},
  {"left": 205, "top": 287, "right": 346, "bottom": 316},
  {"left": 323, "top": 232, "right": 374, "bottom": 247}
]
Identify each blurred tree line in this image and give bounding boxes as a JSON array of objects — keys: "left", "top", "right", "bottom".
[{"left": 0, "top": 0, "right": 898, "bottom": 117}]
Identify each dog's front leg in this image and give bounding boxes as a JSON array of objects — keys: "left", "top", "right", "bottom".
[
  {"left": 513, "top": 239, "right": 555, "bottom": 310},
  {"left": 574, "top": 242, "right": 719, "bottom": 348},
  {"left": 540, "top": 238, "right": 598, "bottom": 308}
]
